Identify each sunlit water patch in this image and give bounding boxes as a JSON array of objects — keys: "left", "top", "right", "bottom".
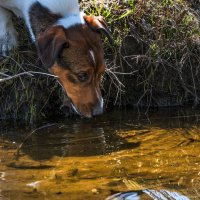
[{"left": 0, "top": 108, "right": 200, "bottom": 199}]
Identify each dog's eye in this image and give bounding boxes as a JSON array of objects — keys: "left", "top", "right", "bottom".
[{"left": 77, "top": 72, "right": 89, "bottom": 82}]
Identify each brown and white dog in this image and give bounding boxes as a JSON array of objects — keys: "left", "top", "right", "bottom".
[{"left": 0, "top": 0, "right": 112, "bottom": 118}]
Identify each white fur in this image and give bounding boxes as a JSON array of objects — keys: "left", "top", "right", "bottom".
[
  {"left": 0, "top": 6, "right": 18, "bottom": 55},
  {"left": 0, "top": 0, "right": 80, "bottom": 17},
  {"left": 95, "top": 88, "right": 104, "bottom": 113},
  {"left": 38, "top": 0, "right": 80, "bottom": 16},
  {"left": 89, "top": 50, "right": 96, "bottom": 67},
  {"left": 0, "top": 0, "right": 83, "bottom": 42},
  {"left": 0, "top": 0, "right": 37, "bottom": 40},
  {"left": 56, "top": 12, "right": 85, "bottom": 29},
  {"left": 100, "top": 97, "right": 104, "bottom": 110}
]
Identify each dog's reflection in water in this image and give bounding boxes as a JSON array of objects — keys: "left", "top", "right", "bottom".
[{"left": 20, "top": 122, "right": 140, "bottom": 160}]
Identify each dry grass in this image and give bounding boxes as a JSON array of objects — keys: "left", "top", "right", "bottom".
[
  {"left": 0, "top": 20, "right": 73, "bottom": 123},
  {"left": 83, "top": 0, "right": 200, "bottom": 109}
]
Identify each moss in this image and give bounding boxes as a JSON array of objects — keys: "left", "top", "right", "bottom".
[{"left": 0, "top": 0, "right": 200, "bottom": 122}]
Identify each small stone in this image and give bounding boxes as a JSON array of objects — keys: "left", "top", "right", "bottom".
[
  {"left": 91, "top": 188, "right": 100, "bottom": 194},
  {"left": 67, "top": 168, "right": 79, "bottom": 177}
]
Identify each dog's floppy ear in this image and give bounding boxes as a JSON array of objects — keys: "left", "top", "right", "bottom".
[
  {"left": 84, "top": 15, "right": 113, "bottom": 46},
  {"left": 36, "top": 26, "right": 68, "bottom": 68}
]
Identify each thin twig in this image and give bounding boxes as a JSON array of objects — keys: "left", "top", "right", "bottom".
[
  {"left": 14, "top": 123, "right": 57, "bottom": 159},
  {"left": 0, "top": 72, "right": 10, "bottom": 77},
  {"left": 0, "top": 72, "right": 34, "bottom": 82},
  {"left": 0, "top": 71, "right": 58, "bottom": 83}
]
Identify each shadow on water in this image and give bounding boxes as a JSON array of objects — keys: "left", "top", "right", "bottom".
[
  {"left": 1, "top": 114, "right": 142, "bottom": 161},
  {"left": 17, "top": 107, "right": 200, "bottom": 160},
  {"left": 2, "top": 107, "right": 198, "bottom": 161},
  {"left": 0, "top": 107, "right": 200, "bottom": 199},
  {"left": 19, "top": 121, "right": 141, "bottom": 160}
]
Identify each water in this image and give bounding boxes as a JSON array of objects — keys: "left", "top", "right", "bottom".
[{"left": 0, "top": 108, "right": 200, "bottom": 200}]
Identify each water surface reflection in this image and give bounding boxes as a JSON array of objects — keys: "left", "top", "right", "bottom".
[{"left": 0, "top": 108, "right": 200, "bottom": 199}]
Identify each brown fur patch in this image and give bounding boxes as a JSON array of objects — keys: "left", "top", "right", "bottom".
[
  {"left": 29, "top": 2, "right": 61, "bottom": 37},
  {"left": 47, "top": 25, "right": 106, "bottom": 117},
  {"left": 36, "top": 26, "right": 67, "bottom": 68},
  {"left": 59, "top": 25, "right": 105, "bottom": 70}
]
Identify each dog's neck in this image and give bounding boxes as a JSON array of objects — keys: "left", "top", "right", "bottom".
[{"left": 23, "top": 0, "right": 85, "bottom": 40}]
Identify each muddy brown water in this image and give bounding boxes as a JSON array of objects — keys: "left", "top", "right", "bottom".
[{"left": 0, "top": 108, "right": 200, "bottom": 200}]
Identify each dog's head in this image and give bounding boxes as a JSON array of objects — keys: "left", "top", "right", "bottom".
[{"left": 36, "top": 16, "right": 112, "bottom": 118}]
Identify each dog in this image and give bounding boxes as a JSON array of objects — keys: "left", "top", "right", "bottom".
[{"left": 0, "top": 0, "right": 112, "bottom": 118}]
